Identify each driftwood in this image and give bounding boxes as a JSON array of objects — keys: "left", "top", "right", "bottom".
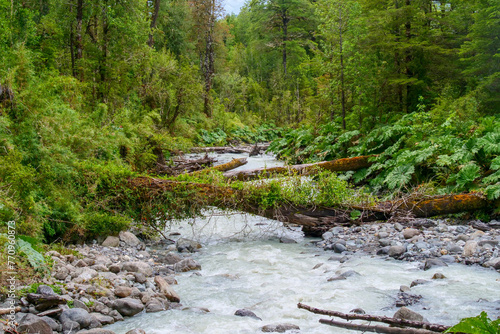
[
  {"left": 223, "top": 155, "right": 374, "bottom": 180},
  {"left": 297, "top": 303, "right": 449, "bottom": 332},
  {"left": 187, "top": 158, "right": 247, "bottom": 176},
  {"left": 0, "top": 307, "right": 21, "bottom": 315},
  {"left": 156, "top": 154, "right": 216, "bottom": 175},
  {"left": 318, "top": 319, "right": 440, "bottom": 334}
]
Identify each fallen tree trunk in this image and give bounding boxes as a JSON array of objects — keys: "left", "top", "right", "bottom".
[
  {"left": 223, "top": 155, "right": 375, "bottom": 181},
  {"left": 297, "top": 303, "right": 449, "bottom": 332},
  {"left": 156, "top": 154, "right": 216, "bottom": 175},
  {"left": 318, "top": 319, "right": 440, "bottom": 334},
  {"left": 190, "top": 143, "right": 270, "bottom": 155},
  {"left": 187, "top": 158, "right": 247, "bottom": 176}
]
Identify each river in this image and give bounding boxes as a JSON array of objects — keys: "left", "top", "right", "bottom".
[{"left": 106, "top": 153, "right": 499, "bottom": 334}]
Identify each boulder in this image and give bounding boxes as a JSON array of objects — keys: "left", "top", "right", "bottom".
[
  {"left": 108, "top": 264, "right": 121, "bottom": 274},
  {"left": 60, "top": 308, "right": 92, "bottom": 329},
  {"left": 62, "top": 319, "right": 80, "bottom": 334},
  {"left": 54, "top": 266, "right": 70, "bottom": 280},
  {"left": 90, "top": 313, "right": 114, "bottom": 325},
  {"left": 403, "top": 228, "right": 420, "bottom": 239},
  {"left": 279, "top": 237, "right": 297, "bottom": 244},
  {"left": 119, "top": 231, "right": 142, "bottom": 247},
  {"left": 463, "top": 240, "right": 478, "bottom": 257},
  {"left": 27, "top": 293, "right": 67, "bottom": 311},
  {"left": 235, "top": 309, "right": 262, "bottom": 320},
  {"left": 156, "top": 253, "right": 182, "bottom": 265},
  {"left": 17, "top": 314, "right": 53, "bottom": 334},
  {"left": 393, "top": 307, "right": 424, "bottom": 322},
  {"left": 40, "top": 316, "right": 62, "bottom": 332},
  {"left": 173, "top": 258, "right": 201, "bottom": 272},
  {"left": 114, "top": 286, "right": 133, "bottom": 298},
  {"left": 133, "top": 273, "right": 147, "bottom": 284},
  {"left": 483, "top": 257, "right": 500, "bottom": 270},
  {"left": 73, "top": 300, "right": 90, "bottom": 312},
  {"left": 36, "top": 285, "right": 56, "bottom": 296},
  {"left": 410, "top": 279, "right": 430, "bottom": 288},
  {"left": 102, "top": 236, "right": 120, "bottom": 248},
  {"left": 423, "top": 258, "right": 448, "bottom": 271},
  {"left": 388, "top": 245, "right": 406, "bottom": 258},
  {"left": 261, "top": 323, "right": 300, "bottom": 332},
  {"left": 145, "top": 299, "right": 165, "bottom": 313},
  {"left": 176, "top": 238, "right": 202, "bottom": 253},
  {"left": 112, "top": 298, "right": 144, "bottom": 317},
  {"left": 154, "top": 276, "right": 180, "bottom": 303},
  {"left": 122, "top": 262, "right": 153, "bottom": 277},
  {"left": 432, "top": 273, "right": 446, "bottom": 279},
  {"left": 333, "top": 243, "right": 347, "bottom": 253},
  {"left": 76, "top": 329, "right": 116, "bottom": 334}
]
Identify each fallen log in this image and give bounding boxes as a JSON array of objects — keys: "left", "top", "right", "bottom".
[
  {"left": 223, "top": 155, "right": 375, "bottom": 181},
  {"left": 157, "top": 154, "right": 216, "bottom": 175},
  {"left": 0, "top": 307, "right": 21, "bottom": 315},
  {"left": 297, "top": 303, "right": 449, "bottom": 332},
  {"left": 318, "top": 319, "right": 440, "bottom": 334},
  {"left": 187, "top": 158, "right": 247, "bottom": 176}
]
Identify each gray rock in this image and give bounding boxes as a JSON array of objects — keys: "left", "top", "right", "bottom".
[
  {"left": 410, "top": 279, "right": 430, "bottom": 288},
  {"left": 379, "top": 239, "right": 392, "bottom": 247},
  {"left": 235, "top": 309, "right": 262, "bottom": 320},
  {"left": 102, "top": 236, "right": 120, "bottom": 248},
  {"left": 440, "top": 255, "right": 456, "bottom": 264},
  {"left": 88, "top": 314, "right": 102, "bottom": 329},
  {"left": 403, "top": 228, "right": 420, "bottom": 239},
  {"left": 18, "top": 314, "right": 53, "bottom": 334},
  {"left": 112, "top": 298, "right": 144, "bottom": 317},
  {"left": 333, "top": 243, "right": 347, "bottom": 253},
  {"left": 261, "top": 323, "right": 300, "bottom": 332},
  {"left": 108, "top": 310, "right": 124, "bottom": 322},
  {"left": 349, "top": 308, "right": 366, "bottom": 314},
  {"left": 114, "top": 286, "right": 133, "bottom": 298},
  {"left": 339, "top": 270, "right": 359, "bottom": 278},
  {"left": 463, "top": 240, "right": 478, "bottom": 257},
  {"left": 63, "top": 319, "right": 80, "bottom": 334},
  {"left": 173, "top": 258, "right": 201, "bottom": 272},
  {"left": 119, "top": 232, "right": 142, "bottom": 247},
  {"left": 154, "top": 276, "right": 180, "bottom": 302},
  {"left": 483, "top": 257, "right": 500, "bottom": 269},
  {"left": 447, "top": 245, "right": 462, "bottom": 254},
  {"left": 279, "top": 237, "right": 297, "bottom": 244},
  {"left": 377, "top": 246, "right": 391, "bottom": 255},
  {"left": 73, "top": 300, "right": 90, "bottom": 312},
  {"left": 322, "top": 232, "right": 333, "bottom": 240},
  {"left": 40, "top": 316, "right": 62, "bottom": 332},
  {"left": 394, "top": 223, "right": 404, "bottom": 232},
  {"left": 176, "top": 238, "right": 202, "bottom": 253},
  {"left": 393, "top": 307, "right": 424, "bottom": 322},
  {"left": 90, "top": 313, "right": 114, "bottom": 325},
  {"left": 400, "top": 285, "right": 410, "bottom": 292},
  {"left": 432, "top": 273, "right": 446, "bottom": 279},
  {"left": 36, "top": 285, "right": 56, "bottom": 296},
  {"left": 156, "top": 253, "right": 182, "bottom": 265},
  {"left": 145, "top": 299, "right": 165, "bottom": 313},
  {"left": 55, "top": 267, "right": 70, "bottom": 280},
  {"left": 60, "top": 308, "right": 92, "bottom": 329},
  {"left": 125, "top": 330, "right": 146, "bottom": 334},
  {"left": 76, "top": 329, "right": 116, "bottom": 334},
  {"left": 133, "top": 273, "right": 147, "bottom": 284},
  {"left": 108, "top": 264, "right": 121, "bottom": 274},
  {"left": 478, "top": 240, "right": 498, "bottom": 247},
  {"left": 74, "top": 259, "right": 88, "bottom": 268},
  {"left": 122, "top": 262, "right": 153, "bottom": 277},
  {"left": 423, "top": 258, "right": 448, "bottom": 271},
  {"left": 388, "top": 245, "right": 406, "bottom": 258}
]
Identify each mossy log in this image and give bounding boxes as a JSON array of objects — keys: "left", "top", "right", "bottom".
[
  {"left": 223, "top": 155, "right": 375, "bottom": 181},
  {"left": 187, "top": 158, "right": 247, "bottom": 176},
  {"left": 395, "top": 193, "right": 489, "bottom": 217}
]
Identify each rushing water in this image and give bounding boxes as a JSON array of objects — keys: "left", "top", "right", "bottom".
[{"left": 107, "top": 153, "right": 500, "bottom": 334}]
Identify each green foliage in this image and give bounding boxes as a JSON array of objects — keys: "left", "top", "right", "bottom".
[
  {"left": 19, "top": 282, "right": 62, "bottom": 296},
  {"left": 15, "top": 239, "right": 47, "bottom": 273},
  {"left": 445, "top": 312, "right": 500, "bottom": 334}
]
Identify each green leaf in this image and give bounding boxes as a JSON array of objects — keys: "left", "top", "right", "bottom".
[
  {"left": 16, "top": 239, "right": 47, "bottom": 272},
  {"left": 485, "top": 183, "right": 500, "bottom": 200},
  {"left": 445, "top": 312, "right": 500, "bottom": 334},
  {"left": 491, "top": 156, "right": 500, "bottom": 170},
  {"left": 455, "top": 163, "right": 481, "bottom": 190},
  {"left": 384, "top": 164, "right": 415, "bottom": 189}
]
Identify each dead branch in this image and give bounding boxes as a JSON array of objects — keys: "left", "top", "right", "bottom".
[
  {"left": 0, "top": 307, "right": 21, "bottom": 315},
  {"left": 319, "top": 318, "right": 440, "bottom": 334},
  {"left": 298, "top": 303, "right": 449, "bottom": 332}
]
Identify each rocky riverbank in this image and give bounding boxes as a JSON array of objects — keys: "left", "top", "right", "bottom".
[
  {"left": 317, "top": 218, "right": 500, "bottom": 270},
  {"left": 1, "top": 231, "right": 203, "bottom": 334}
]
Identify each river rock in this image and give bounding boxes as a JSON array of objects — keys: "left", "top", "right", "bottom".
[
  {"left": 393, "top": 307, "right": 424, "bottom": 322},
  {"left": 483, "top": 257, "right": 500, "bottom": 269},
  {"left": 17, "top": 313, "right": 53, "bottom": 334},
  {"left": 261, "top": 323, "right": 300, "bottom": 332},
  {"left": 112, "top": 298, "right": 144, "bottom": 317},
  {"left": 176, "top": 238, "right": 202, "bottom": 252},
  {"left": 410, "top": 279, "right": 430, "bottom": 288},
  {"left": 77, "top": 329, "right": 116, "bottom": 334},
  {"left": 122, "top": 262, "right": 153, "bottom": 277},
  {"left": 125, "top": 329, "right": 146, "bottom": 334},
  {"left": 279, "top": 237, "right": 297, "bottom": 244},
  {"left": 62, "top": 319, "right": 80, "bottom": 334},
  {"left": 235, "top": 309, "right": 262, "bottom": 320},
  {"left": 73, "top": 299, "right": 90, "bottom": 312},
  {"left": 102, "top": 236, "right": 120, "bottom": 247},
  {"left": 27, "top": 293, "right": 67, "bottom": 311},
  {"left": 463, "top": 240, "right": 478, "bottom": 257},
  {"left": 75, "top": 259, "right": 88, "bottom": 267},
  {"left": 157, "top": 253, "right": 182, "bottom": 265},
  {"left": 40, "top": 315, "right": 62, "bottom": 331},
  {"left": 432, "top": 273, "right": 446, "bottom": 279},
  {"left": 108, "top": 264, "right": 121, "bottom": 274},
  {"left": 60, "top": 308, "right": 92, "bottom": 329},
  {"left": 395, "top": 292, "right": 422, "bottom": 307},
  {"left": 74, "top": 268, "right": 99, "bottom": 283},
  {"left": 173, "top": 258, "right": 201, "bottom": 272},
  {"left": 154, "top": 276, "right": 180, "bottom": 302},
  {"left": 333, "top": 243, "right": 347, "bottom": 253},
  {"left": 119, "top": 232, "right": 142, "bottom": 247},
  {"left": 54, "top": 266, "right": 70, "bottom": 280},
  {"left": 388, "top": 245, "right": 406, "bottom": 258},
  {"left": 115, "top": 286, "right": 133, "bottom": 298},
  {"left": 36, "top": 285, "right": 56, "bottom": 296},
  {"left": 403, "top": 228, "right": 420, "bottom": 239},
  {"left": 133, "top": 273, "right": 148, "bottom": 284},
  {"left": 90, "top": 313, "right": 114, "bottom": 325},
  {"left": 423, "top": 258, "right": 448, "bottom": 271},
  {"left": 145, "top": 299, "right": 165, "bottom": 313}
]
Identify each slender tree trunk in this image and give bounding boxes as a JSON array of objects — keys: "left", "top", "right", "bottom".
[
  {"left": 282, "top": 12, "right": 288, "bottom": 76},
  {"left": 75, "top": 0, "right": 83, "bottom": 80},
  {"left": 338, "top": 6, "right": 346, "bottom": 130},
  {"left": 148, "top": 0, "right": 161, "bottom": 48},
  {"left": 99, "top": 0, "right": 108, "bottom": 102}
]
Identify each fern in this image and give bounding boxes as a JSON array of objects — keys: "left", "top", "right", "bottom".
[
  {"left": 454, "top": 163, "right": 481, "bottom": 190},
  {"left": 16, "top": 239, "right": 47, "bottom": 273},
  {"left": 384, "top": 164, "right": 415, "bottom": 189}
]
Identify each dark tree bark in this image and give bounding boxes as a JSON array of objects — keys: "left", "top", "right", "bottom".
[{"left": 148, "top": 0, "right": 161, "bottom": 48}]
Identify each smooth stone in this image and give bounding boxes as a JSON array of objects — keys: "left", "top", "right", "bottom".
[
  {"left": 423, "top": 258, "right": 448, "bottom": 271},
  {"left": 432, "top": 273, "right": 446, "bottom": 279},
  {"left": 112, "top": 298, "right": 144, "bottom": 317},
  {"left": 349, "top": 308, "right": 366, "bottom": 314},
  {"left": 339, "top": 270, "right": 359, "bottom": 278},
  {"left": 73, "top": 300, "right": 90, "bottom": 312},
  {"left": 410, "top": 279, "right": 430, "bottom": 288},
  {"left": 77, "top": 329, "right": 116, "bottom": 334},
  {"left": 235, "top": 309, "right": 262, "bottom": 320},
  {"left": 60, "top": 308, "right": 92, "bottom": 329},
  {"left": 440, "top": 255, "right": 456, "bottom": 264},
  {"left": 40, "top": 316, "right": 62, "bottom": 332},
  {"left": 145, "top": 299, "right": 165, "bottom": 313},
  {"left": 261, "top": 323, "right": 300, "bottom": 332},
  {"left": 133, "top": 273, "right": 147, "bottom": 284},
  {"left": 173, "top": 258, "right": 201, "bottom": 272},
  {"left": 119, "top": 232, "right": 142, "bottom": 247},
  {"left": 114, "top": 287, "right": 133, "bottom": 298},
  {"left": 333, "top": 243, "right": 347, "bottom": 253},
  {"left": 108, "top": 265, "right": 121, "bottom": 274},
  {"left": 154, "top": 276, "right": 180, "bottom": 303},
  {"left": 156, "top": 253, "right": 182, "bottom": 265},
  {"left": 90, "top": 313, "right": 114, "bottom": 325},
  {"left": 400, "top": 285, "right": 410, "bottom": 292},
  {"left": 403, "top": 228, "right": 420, "bottom": 239},
  {"left": 393, "top": 307, "right": 424, "bottom": 322},
  {"left": 388, "top": 245, "right": 406, "bottom": 258},
  {"left": 125, "top": 330, "right": 146, "bottom": 334},
  {"left": 463, "top": 240, "right": 478, "bottom": 257},
  {"left": 483, "top": 257, "right": 500, "bottom": 269},
  {"left": 279, "top": 237, "right": 297, "bottom": 244},
  {"left": 379, "top": 238, "right": 392, "bottom": 247},
  {"left": 122, "top": 262, "right": 153, "bottom": 277},
  {"left": 36, "top": 285, "right": 56, "bottom": 296},
  {"left": 176, "top": 238, "right": 202, "bottom": 253}
]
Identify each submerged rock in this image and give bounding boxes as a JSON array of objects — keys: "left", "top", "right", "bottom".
[
  {"left": 235, "top": 309, "right": 262, "bottom": 320},
  {"left": 393, "top": 307, "right": 424, "bottom": 322},
  {"left": 261, "top": 323, "right": 300, "bottom": 333}
]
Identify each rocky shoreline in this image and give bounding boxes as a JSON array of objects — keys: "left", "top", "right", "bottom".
[{"left": 2, "top": 218, "right": 499, "bottom": 334}]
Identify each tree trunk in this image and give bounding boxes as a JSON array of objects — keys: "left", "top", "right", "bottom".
[
  {"left": 148, "top": 0, "right": 161, "bottom": 48},
  {"left": 223, "top": 155, "right": 375, "bottom": 181},
  {"left": 319, "top": 319, "right": 440, "bottom": 334},
  {"left": 339, "top": 5, "right": 346, "bottom": 130},
  {"left": 282, "top": 12, "right": 288, "bottom": 76},
  {"left": 187, "top": 158, "right": 247, "bottom": 175},
  {"left": 75, "top": 0, "right": 83, "bottom": 80}
]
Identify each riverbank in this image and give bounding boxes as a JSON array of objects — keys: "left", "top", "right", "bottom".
[{"left": 2, "top": 216, "right": 499, "bottom": 334}]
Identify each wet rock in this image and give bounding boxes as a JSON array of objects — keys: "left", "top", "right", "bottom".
[
  {"left": 156, "top": 253, "right": 182, "bottom": 265},
  {"left": 393, "top": 307, "right": 424, "bottom": 322},
  {"left": 122, "top": 262, "right": 153, "bottom": 277},
  {"left": 339, "top": 270, "right": 359, "bottom": 278},
  {"left": 173, "top": 258, "right": 201, "bottom": 272},
  {"left": 102, "top": 236, "right": 120, "bottom": 247},
  {"left": 394, "top": 223, "right": 404, "bottom": 232},
  {"left": 17, "top": 314, "right": 53, "bottom": 334},
  {"left": 463, "top": 241, "right": 478, "bottom": 257},
  {"left": 112, "top": 298, "right": 144, "bottom": 317},
  {"left": 400, "top": 285, "right": 410, "bottom": 292},
  {"left": 119, "top": 231, "right": 142, "bottom": 248},
  {"left": 36, "top": 285, "right": 56, "bottom": 296},
  {"left": 154, "top": 276, "right": 180, "bottom": 302},
  {"left": 410, "top": 279, "right": 430, "bottom": 288},
  {"left": 312, "top": 263, "right": 323, "bottom": 270},
  {"left": 333, "top": 243, "right": 347, "bottom": 253},
  {"left": 483, "top": 257, "right": 500, "bottom": 269},
  {"left": 145, "top": 299, "right": 165, "bottom": 313},
  {"left": 125, "top": 330, "right": 146, "bottom": 334},
  {"left": 424, "top": 258, "right": 448, "bottom": 271},
  {"left": 377, "top": 246, "right": 390, "bottom": 255},
  {"left": 388, "top": 245, "right": 406, "bottom": 258},
  {"left": 176, "top": 238, "right": 202, "bottom": 253},
  {"left": 327, "top": 276, "right": 346, "bottom": 282},
  {"left": 403, "top": 229, "right": 420, "bottom": 239},
  {"left": 395, "top": 292, "right": 422, "bottom": 307},
  {"left": 261, "top": 323, "right": 300, "bottom": 332},
  {"left": 114, "top": 287, "right": 133, "bottom": 298},
  {"left": 432, "top": 273, "right": 446, "bottom": 279},
  {"left": 77, "top": 329, "right": 116, "bottom": 334},
  {"left": 279, "top": 237, "right": 297, "bottom": 244},
  {"left": 108, "top": 310, "right": 124, "bottom": 322},
  {"left": 349, "top": 308, "right": 366, "bottom": 314},
  {"left": 379, "top": 239, "right": 391, "bottom": 247},
  {"left": 327, "top": 255, "right": 343, "bottom": 262},
  {"left": 235, "top": 309, "right": 262, "bottom": 320},
  {"left": 60, "top": 308, "right": 92, "bottom": 329}
]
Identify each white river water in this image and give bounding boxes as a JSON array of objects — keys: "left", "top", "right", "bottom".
[{"left": 106, "top": 153, "right": 500, "bottom": 334}]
